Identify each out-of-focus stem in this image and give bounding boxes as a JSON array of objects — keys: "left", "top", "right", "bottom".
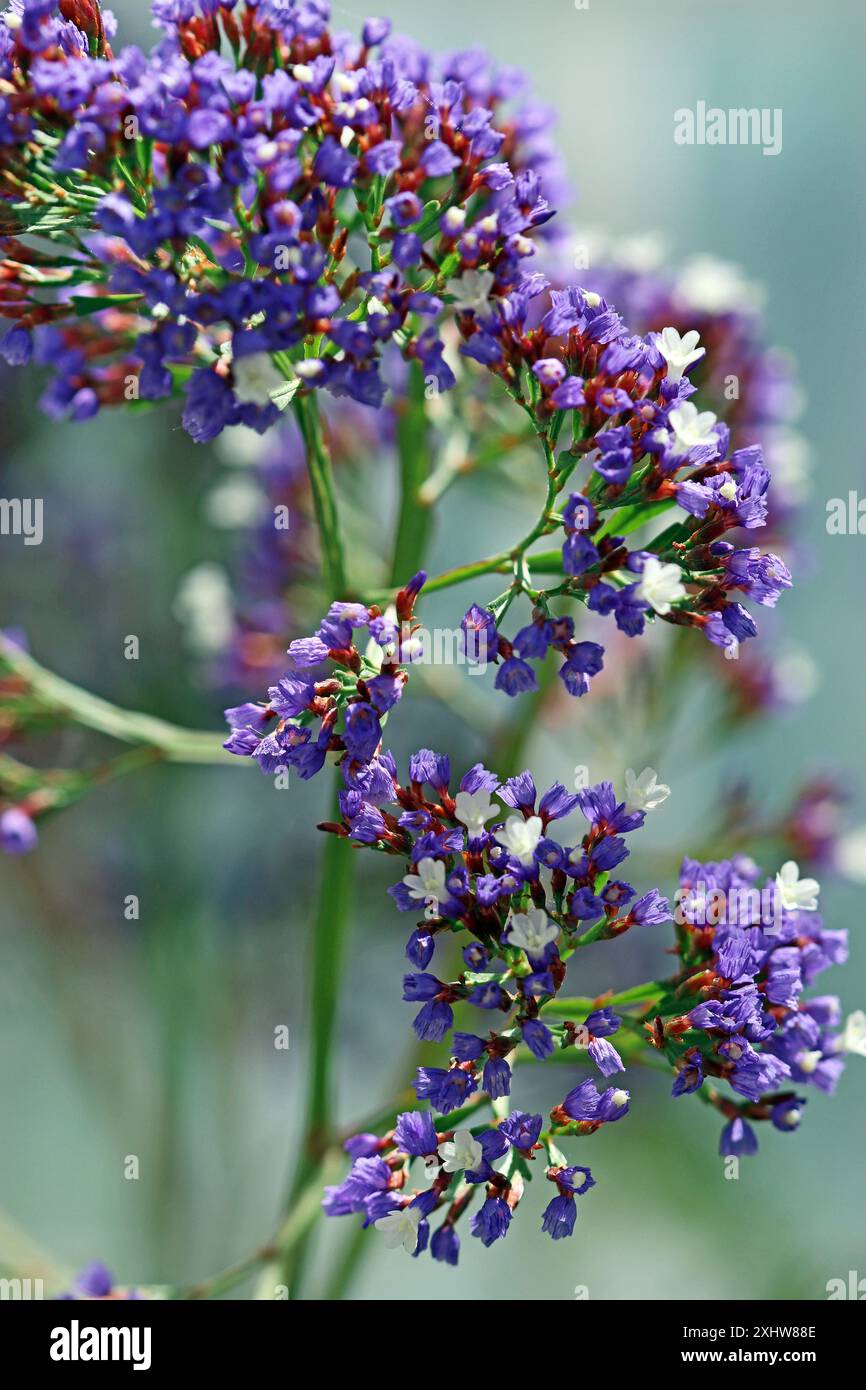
[
  {"left": 278, "top": 777, "right": 355, "bottom": 1295},
  {"left": 389, "top": 362, "right": 434, "bottom": 586},
  {"left": 293, "top": 392, "right": 348, "bottom": 599},
  {"left": 0, "top": 633, "right": 241, "bottom": 764}
]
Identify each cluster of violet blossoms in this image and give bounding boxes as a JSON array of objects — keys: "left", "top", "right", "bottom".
[
  {"left": 666, "top": 855, "right": 849, "bottom": 1155},
  {"left": 311, "top": 749, "right": 854, "bottom": 1263},
  {"left": 224, "top": 571, "right": 426, "bottom": 783},
  {"left": 317, "top": 758, "right": 672, "bottom": 1261},
  {"left": 0, "top": 0, "right": 562, "bottom": 432},
  {"left": 455, "top": 288, "right": 793, "bottom": 696}
]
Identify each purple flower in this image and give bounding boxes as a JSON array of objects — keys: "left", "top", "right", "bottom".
[
  {"left": 393, "top": 1111, "right": 438, "bottom": 1157},
  {"left": 461, "top": 605, "right": 499, "bottom": 665},
  {"left": 495, "top": 656, "right": 538, "bottom": 696},
  {"left": 0, "top": 807, "right": 38, "bottom": 855},
  {"left": 541, "top": 1193, "right": 576, "bottom": 1240},
  {"left": 719, "top": 1116, "right": 758, "bottom": 1157},
  {"left": 499, "top": 1111, "right": 542, "bottom": 1150},
  {"left": 470, "top": 1195, "right": 512, "bottom": 1247},
  {"left": 343, "top": 702, "right": 382, "bottom": 763},
  {"left": 482, "top": 1055, "right": 512, "bottom": 1098}
]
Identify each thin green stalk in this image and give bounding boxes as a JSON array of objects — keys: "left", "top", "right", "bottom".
[
  {"left": 390, "top": 362, "right": 434, "bottom": 586},
  {"left": 293, "top": 393, "right": 348, "bottom": 598},
  {"left": 0, "top": 633, "right": 242, "bottom": 764},
  {"left": 543, "top": 981, "right": 667, "bottom": 1017},
  {"left": 279, "top": 778, "right": 356, "bottom": 1295},
  {"left": 177, "top": 1167, "right": 329, "bottom": 1301}
]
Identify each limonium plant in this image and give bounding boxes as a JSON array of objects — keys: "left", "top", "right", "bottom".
[{"left": 0, "top": 0, "right": 860, "bottom": 1295}]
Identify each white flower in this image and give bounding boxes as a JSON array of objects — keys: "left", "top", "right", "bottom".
[
  {"left": 775, "top": 860, "right": 820, "bottom": 912},
  {"left": 231, "top": 352, "right": 286, "bottom": 407},
  {"left": 796, "top": 1049, "right": 823, "bottom": 1075},
  {"left": 173, "top": 563, "right": 234, "bottom": 657},
  {"left": 676, "top": 255, "right": 765, "bottom": 314},
  {"left": 495, "top": 814, "right": 543, "bottom": 866},
  {"left": 374, "top": 1205, "right": 422, "bottom": 1253},
  {"left": 836, "top": 827, "right": 866, "bottom": 884},
  {"left": 610, "top": 1089, "right": 630, "bottom": 1110},
  {"left": 667, "top": 401, "right": 718, "bottom": 457},
  {"left": 611, "top": 231, "right": 666, "bottom": 273},
  {"left": 437, "top": 1129, "right": 482, "bottom": 1174},
  {"left": 657, "top": 326, "right": 705, "bottom": 384},
  {"left": 624, "top": 767, "right": 671, "bottom": 813},
  {"left": 450, "top": 269, "right": 495, "bottom": 314},
  {"left": 717, "top": 476, "right": 739, "bottom": 501},
  {"left": 506, "top": 907, "right": 559, "bottom": 954},
  {"left": 635, "top": 556, "right": 686, "bottom": 615},
  {"left": 402, "top": 857, "right": 448, "bottom": 906},
  {"left": 424, "top": 1154, "right": 443, "bottom": 1180},
  {"left": 842, "top": 1010, "right": 866, "bottom": 1058},
  {"left": 454, "top": 790, "right": 500, "bottom": 838}
]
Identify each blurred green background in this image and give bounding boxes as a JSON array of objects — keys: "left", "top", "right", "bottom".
[{"left": 0, "top": 0, "right": 863, "bottom": 1299}]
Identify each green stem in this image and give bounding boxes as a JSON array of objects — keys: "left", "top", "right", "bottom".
[
  {"left": 390, "top": 362, "right": 434, "bottom": 586},
  {"left": 176, "top": 1167, "right": 328, "bottom": 1301},
  {"left": 0, "top": 633, "right": 241, "bottom": 764},
  {"left": 293, "top": 393, "right": 348, "bottom": 599},
  {"left": 543, "top": 981, "right": 667, "bottom": 1017},
  {"left": 279, "top": 779, "right": 356, "bottom": 1295}
]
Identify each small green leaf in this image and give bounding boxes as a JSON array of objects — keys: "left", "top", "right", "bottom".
[
  {"left": 594, "top": 497, "right": 676, "bottom": 542},
  {"left": 70, "top": 294, "right": 144, "bottom": 317},
  {"left": 270, "top": 377, "right": 301, "bottom": 412}
]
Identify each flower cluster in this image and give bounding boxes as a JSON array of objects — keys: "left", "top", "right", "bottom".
[
  {"left": 318, "top": 754, "right": 675, "bottom": 1260},
  {"left": 0, "top": 0, "right": 563, "bottom": 435},
  {"left": 566, "top": 242, "right": 808, "bottom": 536},
  {"left": 455, "top": 283, "right": 792, "bottom": 695},
  {"left": 322, "top": 808, "right": 857, "bottom": 1262},
  {"left": 223, "top": 571, "right": 425, "bottom": 783},
  {"left": 662, "top": 854, "right": 849, "bottom": 1156},
  {"left": 324, "top": 1106, "right": 598, "bottom": 1261}
]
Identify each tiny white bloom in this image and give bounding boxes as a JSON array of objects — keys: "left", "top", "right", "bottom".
[
  {"left": 437, "top": 1129, "right": 482, "bottom": 1174},
  {"left": 295, "top": 359, "right": 326, "bottom": 381},
  {"left": 797, "top": 1049, "right": 822, "bottom": 1075},
  {"left": 676, "top": 255, "right": 765, "bottom": 314},
  {"left": 454, "top": 789, "right": 500, "bottom": 838},
  {"left": 374, "top": 1205, "right": 422, "bottom": 1253},
  {"left": 775, "top": 860, "right": 820, "bottom": 912},
  {"left": 402, "top": 857, "right": 447, "bottom": 905},
  {"left": 506, "top": 907, "right": 559, "bottom": 954},
  {"left": 777, "top": 1106, "right": 802, "bottom": 1128},
  {"left": 450, "top": 268, "right": 495, "bottom": 314},
  {"left": 495, "top": 814, "right": 543, "bottom": 867},
  {"left": 667, "top": 401, "right": 719, "bottom": 457},
  {"left": 231, "top": 352, "right": 286, "bottom": 407},
  {"left": 657, "top": 326, "right": 705, "bottom": 384},
  {"left": 624, "top": 767, "right": 671, "bottom": 814},
  {"left": 610, "top": 1089, "right": 630, "bottom": 1109},
  {"left": 718, "top": 476, "right": 739, "bottom": 501},
  {"left": 635, "top": 556, "right": 687, "bottom": 615},
  {"left": 365, "top": 604, "right": 398, "bottom": 664},
  {"left": 842, "top": 1010, "right": 866, "bottom": 1058},
  {"left": 292, "top": 64, "right": 314, "bottom": 82},
  {"left": 424, "top": 1154, "right": 443, "bottom": 1180},
  {"left": 836, "top": 827, "right": 866, "bottom": 883},
  {"left": 611, "top": 231, "right": 666, "bottom": 273}
]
